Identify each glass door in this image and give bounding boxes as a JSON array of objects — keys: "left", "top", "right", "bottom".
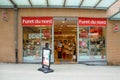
[{"left": 23, "top": 27, "right": 52, "bottom": 62}]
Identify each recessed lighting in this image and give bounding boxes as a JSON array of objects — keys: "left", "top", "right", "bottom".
[
  {"left": 59, "top": 27, "right": 62, "bottom": 29},
  {"left": 62, "top": 21, "right": 65, "bottom": 23},
  {"left": 67, "top": 25, "right": 76, "bottom": 27},
  {"left": 71, "top": 30, "right": 76, "bottom": 32},
  {"left": 61, "top": 25, "right": 63, "bottom": 27}
]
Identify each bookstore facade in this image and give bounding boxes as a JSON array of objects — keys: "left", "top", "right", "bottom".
[{"left": 0, "top": 8, "right": 120, "bottom": 65}]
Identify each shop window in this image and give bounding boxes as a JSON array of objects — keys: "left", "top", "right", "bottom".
[
  {"left": 23, "top": 27, "right": 52, "bottom": 62},
  {"left": 79, "top": 27, "right": 106, "bottom": 60}
]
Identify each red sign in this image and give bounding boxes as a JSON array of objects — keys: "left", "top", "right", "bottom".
[
  {"left": 2, "top": 9, "right": 8, "bottom": 22},
  {"left": 22, "top": 17, "right": 53, "bottom": 26},
  {"left": 78, "top": 17, "right": 107, "bottom": 27},
  {"left": 114, "top": 24, "right": 119, "bottom": 31}
]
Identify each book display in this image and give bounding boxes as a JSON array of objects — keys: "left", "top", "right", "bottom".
[
  {"left": 23, "top": 27, "right": 52, "bottom": 62},
  {"left": 79, "top": 27, "right": 106, "bottom": 60},
  {"left": 79, "top": 28, "right": 89, "bottom": 57}
]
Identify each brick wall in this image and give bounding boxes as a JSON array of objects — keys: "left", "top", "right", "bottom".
[
  {"left": 1, "top": 8, "right": 120, "bottom": 65},
  {"left": 0, "top": 9, "right": 15, "bottom": 62},
  {"left": 107, "top": 20, "right": 120, "bottom": 65}
]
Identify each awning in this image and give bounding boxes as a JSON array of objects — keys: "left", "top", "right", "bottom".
[
  {"left": 0, "top": 0, "right": 118, "bottom": 10},
  {"left": 109, "top": 11, "right": 120, "bottom": 20}
]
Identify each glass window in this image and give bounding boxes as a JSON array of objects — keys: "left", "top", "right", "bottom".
[
  {"left": 49, "top": 0, "right": 64, "bottom": 6},
  {"left": 23, "top": 27, "right": 52, "bottom": 62},
  {"left": 111, "top": 12, "right": 120, "bottom": 19},
  {"left": 89, "top": 27, "right": 106, "bottom": 59},
  {"left": 78, "top": 27, "right": 106, "bottom": 60},
  {"left": 81, "top": 0, "right": 99, "bottom": 8},
  {"left": 79, "top": 27, "right": 90, "bottom": 59},
  {"left": 0, "top": 0, "right": 13, "bottom": 6},
  {"left": 65, "top": 0, "right": 82, "bottom": 7},
  {"left": 96, "top": 0, "right": 117, "bottom": 9},
  {"left": 0, "top": 0, "right": 13, "bottom": 8},
  {"left": 30, "top": 0, "right": 47, "bottom": 7},
  {"left": 13, "top": 0, "right": 31, "bottom": 7}
]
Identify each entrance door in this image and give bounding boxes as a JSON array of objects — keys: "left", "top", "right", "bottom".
[
  {"left": 54, "top": 18, "right": 77, "bottom": 63},
  {"left": 78, "top": 27, "right": 106, "bottom": 60},
  {"left": 23, "top": 27, "right": 52, "bottom": 62}
]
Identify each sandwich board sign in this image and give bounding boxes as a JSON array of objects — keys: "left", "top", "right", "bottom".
[{"left": 38, "top": 48, "right": 54, "bottom": 73}]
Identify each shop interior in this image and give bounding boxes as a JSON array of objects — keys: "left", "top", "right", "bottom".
[{"left": 54, "top": 18, "right": 77, "bottom": 64}]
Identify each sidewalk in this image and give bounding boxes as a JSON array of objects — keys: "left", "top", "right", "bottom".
[{"left": 0, "top": 63, "right": 120, "bottom": 80}]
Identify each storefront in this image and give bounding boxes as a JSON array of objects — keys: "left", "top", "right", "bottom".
[
  {"left": 22, "top": 17, "right": 54, "bottom": 63},
  {"left": 0, "top": 7, "right": 120, "bottom": 65},
  {"left": 78, "top": 17, "right": 107, "bottom": 62},
  {"left": 22, "top": 16, "right": 107, "bottom": 63}
]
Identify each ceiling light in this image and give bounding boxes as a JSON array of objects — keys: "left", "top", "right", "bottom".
[
  {"left": 59, "top": 30, "right": 61, "bottom": 31},
  {"left": 59, "top": 27, "right": 62, "bottom": 29},
  {"left": 61, "top": 25, "right": 63, "bottom": 27},
  {"left": 62, "top": 21, "right": 65, "bottom": 23},
  {"left": 67, "top": 25, "right": 76, "bottom": 27}
]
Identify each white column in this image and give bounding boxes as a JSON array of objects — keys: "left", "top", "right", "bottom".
[{"left": 51, "top": 20, "right": 54, "bottom": 63}]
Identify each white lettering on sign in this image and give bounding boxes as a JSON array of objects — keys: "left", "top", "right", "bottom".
[
  {"left": 41, "top": 20, "right": 52, "bottom": 24},
  {"left": 79, "top": 20, "right": 90, "bottom": 24},
  {"left": 78, "top": 17, "right": 107, "bottom": 27},
  {"left": 97, "top": 21, "right": 106, "bottom": 24},
  {"left": 22, "top": 19, "right": 34, "bottom": 24},
  {"left": 79, "top": 20, "right": 105, "bottom": 25},
  {"left": 35, "top": 19, "right": 40, "bottom": 23},
  {"left": 22, "top": 17, "right": 53, "bottom": 26},
  {"left": 23, "top": 19, "right": 52, "bottom": 24},
  {"left": 91, "top": 20, "right": 96, "bottom": 24}
]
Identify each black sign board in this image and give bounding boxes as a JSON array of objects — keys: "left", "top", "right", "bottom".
[{"left": 38, "top": 48, "right": 54, "bottom": 73}]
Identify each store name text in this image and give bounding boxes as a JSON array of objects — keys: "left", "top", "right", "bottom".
[
  {"left": 78, "top": 17, "right": 107, "bottom": 27},
  {"left": 22, "top": 19, "right": 52, "bottom": 24},
  {"left": 22, "top": 17, "right": 53, "bottom": 26}
]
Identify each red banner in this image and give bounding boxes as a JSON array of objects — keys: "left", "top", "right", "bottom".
[
  {"left": 78, "top": 17, "right": 107, "bottom": 27},
  {"left": 22, "top": 17, "right": 53, "bottom": 26}
]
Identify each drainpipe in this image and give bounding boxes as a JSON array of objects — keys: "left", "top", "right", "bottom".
[{"left": 14, "top": 8, "right": 18, "bottom": 63}]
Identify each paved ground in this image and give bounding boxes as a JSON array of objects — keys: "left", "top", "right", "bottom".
[{"left": 0, "top": 63, "right": 120, "bottom": 80}]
